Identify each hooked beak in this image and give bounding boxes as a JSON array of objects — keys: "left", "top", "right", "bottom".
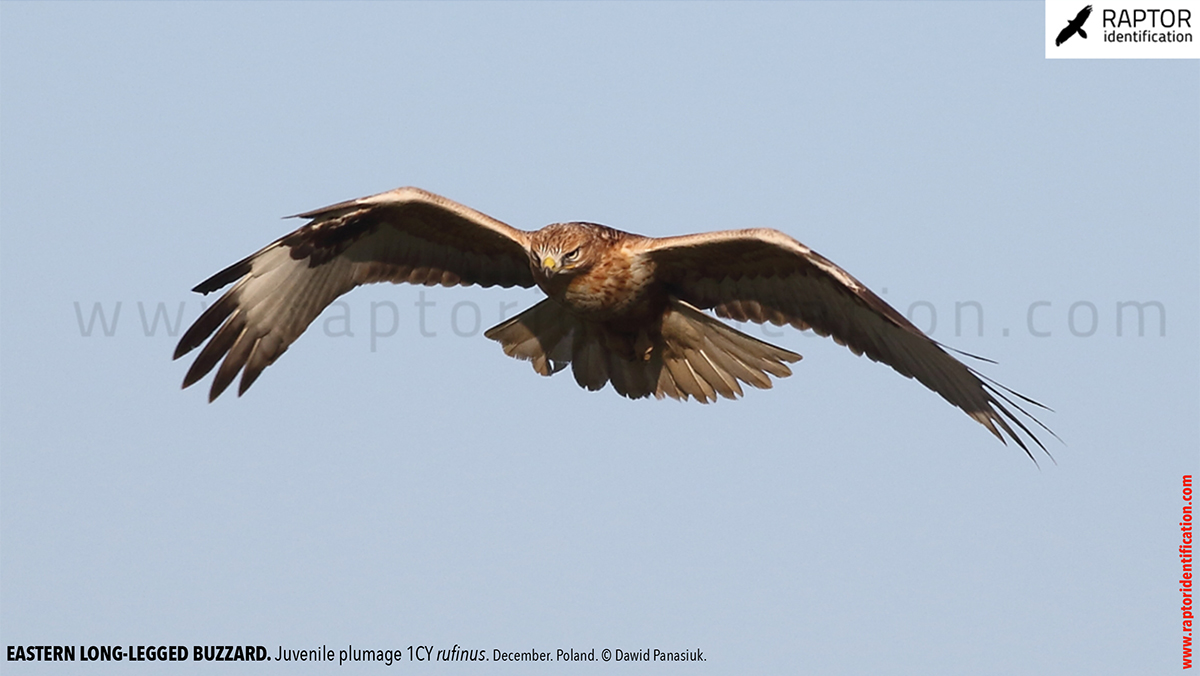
[{"left": 540, "top": 255, "right": 559, "bottom": 274}]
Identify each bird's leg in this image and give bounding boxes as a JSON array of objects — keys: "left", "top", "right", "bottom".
[{"left": 634, "top": 330, "right": 654, "bottom": 361}]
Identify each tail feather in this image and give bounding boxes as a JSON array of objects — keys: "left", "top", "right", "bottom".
[
  {"left": 484, "top": 298, "right": 801, "bottom": 402},
  {"left": 572, "top": 323, "right": 610, "bottom": 391},
  {"left": 485, "top": 299, "right": 572, "bottom": 375},
  {"left": 606, "top": 345, "right": 656, "bottom": 398}
]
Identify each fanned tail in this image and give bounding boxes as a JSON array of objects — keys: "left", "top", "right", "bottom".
[{"left": 484, "top": 298, "right": 802, "bottom": 402}]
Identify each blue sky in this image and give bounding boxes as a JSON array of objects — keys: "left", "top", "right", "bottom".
[{"left": 1, "top": 2, "right": 1197, "bottom": 674}]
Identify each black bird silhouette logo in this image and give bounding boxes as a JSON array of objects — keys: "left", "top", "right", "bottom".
[{"left": 1056, "top": 5, "right": 1093, "bottom": 46}]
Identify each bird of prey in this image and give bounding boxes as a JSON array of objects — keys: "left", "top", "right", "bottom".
[
  {"left": 1056, "top": 5, "right": 1093, "bottom": 46},
  {"left": 175, "top": 187, "right": 1050, "bottom": 457}
]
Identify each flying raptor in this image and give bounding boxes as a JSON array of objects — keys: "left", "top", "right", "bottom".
[
  {"left": 175, "top": 187, "right": 1051, "bottom": 457},
  {"left": 1056, "top": 5, "right": 1093, "bottom": 46}
]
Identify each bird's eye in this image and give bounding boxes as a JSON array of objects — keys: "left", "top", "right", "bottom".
[{"left": 563, "top": 247, "right": 581, "bottom": 263}]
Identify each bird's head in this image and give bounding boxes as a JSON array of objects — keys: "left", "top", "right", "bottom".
[{"left": 528, "top": 222, "right": 605, "bottom": 278}]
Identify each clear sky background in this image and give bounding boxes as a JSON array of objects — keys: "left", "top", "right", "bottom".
[{"left": 1, "top": 2, "right": 1197, "bottom": 674}]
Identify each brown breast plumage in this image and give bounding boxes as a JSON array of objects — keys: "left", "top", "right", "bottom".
[{"left": 562, "top": 240, "right": 659, "bottom": 323}]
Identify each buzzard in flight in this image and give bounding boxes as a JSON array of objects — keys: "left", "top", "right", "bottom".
[
  {"left": 175, "top": 187, "right": 1050, "bottom": 457},
  {"left": 1056, "top": 5, "right": 1093, "bottom": 46}
]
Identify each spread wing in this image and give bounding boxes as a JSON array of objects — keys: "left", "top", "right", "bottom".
[
  {"left": 637, "top": 229, "right": 1052, "bottom": 459},
  {"left": 174, "top": 186, "right": 535, "bottom": 401},
  {"left": 1074, "top": 5, "right": 1092, "bottom": 24}
]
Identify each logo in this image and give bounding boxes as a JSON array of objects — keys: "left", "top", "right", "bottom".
[
  {"left": 1046, "top": 0, "right": 1199, "bottom": 59},
  {"left": 1056, "top": 5, "right": 1094, "bottom": 45}
]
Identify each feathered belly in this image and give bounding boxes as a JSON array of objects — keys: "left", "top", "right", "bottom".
[{"left": 560, "top": 260, "right": 660, "bottom": 324}]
